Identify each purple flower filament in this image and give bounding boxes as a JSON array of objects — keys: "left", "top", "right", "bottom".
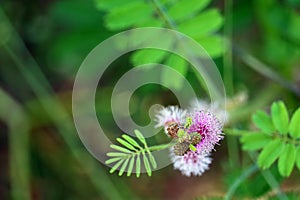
[{"left": 188, "top": 111, "right": 223, "bottom": 155}]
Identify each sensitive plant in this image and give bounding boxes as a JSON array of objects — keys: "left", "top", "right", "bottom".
[
  {"left": 106, "top": 100, "right": 225, "bottom": 177},
  {"left": 106, "top": 100, "right": 300, "bottom": 179}
]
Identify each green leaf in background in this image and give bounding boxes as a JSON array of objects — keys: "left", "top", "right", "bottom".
[
  {"left": 131, "top": 49, "right": 167, "bottom": 66},
  {"left": 296, "top": 147, "right": 300, "bottom": 170},
  {"left": 178, "top": 9, "right": 223, "bottom": 38},
  {"left": 168, "top": 0, "right": 211, "bottom": 22},
  {"left": 104, "top": 2, "right": 153, "bottom": 30},
  {"left": 161, "top": 54, "right": 188, "bottom": 90},
  {"left": 271, "top": 101, "right": 289, "bottom": 135},
  {"left": 252, "top": 110, "right": 275, "bottom": 135},
  {"left": 289, "top": 108, "right": 300, "bottom": 138},
  {"left": 278, "top": 143, "right": 296, "bottom": 177},
  {"left": 257, "top": 139, "right": 285, "bottom": 169},
  {"left": 196, "top": 35, "right": 224, "bottom": 57},
  {"left": 240, "top": 132, "right": 272, "bottom": 151},
  {"left": 96, "top": 0, "right": 225, "bottom": 81}
]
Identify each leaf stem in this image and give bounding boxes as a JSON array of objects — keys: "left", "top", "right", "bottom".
[
  {"left": 149, "top": 0, "right": 177, "bottom": 29},
  {"left": 148, "top": 142, "right": 175, "bottom": 151}
]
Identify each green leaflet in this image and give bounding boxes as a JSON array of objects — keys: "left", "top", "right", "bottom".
[
  {"left": 136, "top": 154, "right": 141, "bottom": 178},
  {"left": 161, "top": 54, "right": 188, "bottom": 90},
  {"left": 116, "top": 138, "right": 136, "bottom": 151},
  {"left": 271, "top": 101, "right": 289, "bottom": 135},
  {"left": 104, "top": 2, "right": 153, "bottom": 30},
  {"left": 107, "top": 152, "right": 128, "bottom": 157},
  {"left": 289, "top": 107, "right": 300, "bottom": 138},
  {"left": 168, "top": 0, "right": 211, "bottom": 22},
  {"left": 127, "top": 155, "right": 135, "bottom": 177},
  {"left": 118, "top": 158, "right": 130, "bottom": 176},
  {"left": 257, "top": 139, "right": 285, "bottom": 169},
  {"left": 134, "top": 129, "right": 147, "bottom": 146},
  {"left": 148, "top": 153, "right": 157, "bottom": 169},
  {"left": 109, "top": 159, "right": 124, "bottom": 174},
  {"left": 131, "top": 49, "right": 167, "bottom": 66},
  {"left": 143, "top": 154, "right": 152, "bottom": 176},
  {"left": 178, "top": 9, "right": 223, "bottom": 38},
  {"left": 196, "top": 35, "right": 224, "bottom": 57},
  {"left": 105, "top": 157, "right": 122, "bottom": 165},
  {"left": 278, "top": 143, "right": 296, "bottom": 177},
  {"left": 121, "top": 134, "right": 141, "bottom": 148},
  {"left": 252, "top": 110, "right": 275, "bottom": 135},
  {"left": 240, "top": 132, "right": 272, "bottom": 151},
  {"left": 131, "top": 33, "right": 173, "bottom": 66},
  {"left": 296, "top": 147, "right": 300, "bottom": 170},
  {"left": 110, "top": 144, "right": 132, "bottom": 153}
]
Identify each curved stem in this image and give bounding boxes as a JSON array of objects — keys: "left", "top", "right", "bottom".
[
  {"left": 234, "top": 46, "right": 300, "bottom": 98},
  {"left": 224, "top": 164, "right": 258, "bottom": 200},
  {"left": 148, "top": 142, "right": 175, "bottom": 151}
]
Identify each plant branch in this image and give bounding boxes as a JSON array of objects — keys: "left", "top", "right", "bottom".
[
  {"left": 234, "top": 46, "right": 300, "bottom": 98},
  {"left": 149, "top": 0, "right": 177, "bottom": 29}
]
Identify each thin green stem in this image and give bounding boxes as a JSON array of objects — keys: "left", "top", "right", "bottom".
[
  {"left": 234, "top": 46, "right": 300, "bottom": 98},
  {"left": 224, "top": 164, "right": 258, "bottom": 200},
  {"left": 224, "top": 128, "right": 259, "bottom": 136},
  {"left": 148, "top": 142, "right": 175, "bottom": 151},
  {"left": 224, "top": 0, "right": 234, "bottom": 95},
  {"left": 0, "top": 88, "right": 30, "bottom": 200},
  {"left": 248, "top": 152, "right": 288, "bottom": 200},
  {"left": 149, "top": 0, "right": 177, "bottom": 29}
]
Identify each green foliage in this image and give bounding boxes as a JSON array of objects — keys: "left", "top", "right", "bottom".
[
  {"left": 106, "top": 129, "right": 158, "bottom": 177},
  {"left": 271, "top": 101, "right": 289, "bottom": 135},
  {"left": 289, "top": 108, "right": 300, "bottom": 138},
  {"left": 241, "top": 101, "right": 300, "bottom": 177},
  {"left": 96, "top": 0, "right": 224, "bottom": 89},
  {"left": 255, "top": 0, "right": 300, "bottom": 70},
  {"left": 223, "top": 163, "right": 283, "bottom": 199},
  {"left": 240, "top": 132, "right": 272, "bottom": 151}
]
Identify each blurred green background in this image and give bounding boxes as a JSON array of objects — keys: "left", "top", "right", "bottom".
[{"left": 1, "top": 0, "right": 300, "bottom": 199}]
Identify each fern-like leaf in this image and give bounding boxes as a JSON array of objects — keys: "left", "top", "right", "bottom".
[{"left": 106, "top": 129, "right": 159, "bottom": 177}]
